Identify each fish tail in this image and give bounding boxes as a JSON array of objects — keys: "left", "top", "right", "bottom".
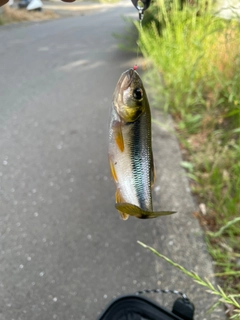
[{"left": 115, "top": 202, "right": 176, "bottom": 219}]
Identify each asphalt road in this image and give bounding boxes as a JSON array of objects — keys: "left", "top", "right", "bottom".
[
  {"left": 0, "top": 3, "right": 168, "bottom": 320},
  {"left": 0, "top": 2, "right": 226, "bottom": 320}
]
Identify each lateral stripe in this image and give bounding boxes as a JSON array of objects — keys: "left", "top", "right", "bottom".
[{"left": 131, "top": 117, "right": 146, "bottom": 210}]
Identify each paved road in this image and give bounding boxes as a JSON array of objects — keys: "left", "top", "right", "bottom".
[
  {"left": 0, "top": 2, "right": 225, "bottom": 320},
  {"left": 0, "top": 3, "right": 166, "bottom": 320}
]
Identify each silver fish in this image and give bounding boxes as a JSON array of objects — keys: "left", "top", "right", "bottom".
[{"left": 108, "top": 68, "right": 175, "bottom": 220}]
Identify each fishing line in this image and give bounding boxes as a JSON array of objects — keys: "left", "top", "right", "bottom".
[{"left": 134, "top": 0, "right": 144, "bottom": 71}]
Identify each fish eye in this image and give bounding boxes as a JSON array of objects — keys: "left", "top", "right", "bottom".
[{"left": 133, "top": 88, "right": 143, "bottom": 100}]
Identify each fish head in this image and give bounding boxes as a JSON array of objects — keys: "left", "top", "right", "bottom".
[{"left": 113, "top": 68, "right": 146, "bottom": 123}]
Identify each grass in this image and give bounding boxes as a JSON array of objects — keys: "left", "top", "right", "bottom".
[
  {"left": 138, "top": 241, "right": 240, "bottom": 319},
  {"left": 0, "top": 5, "right": 59, "bottom": 24},
  {"left": 0, "top": 0, "right": 120, "bottom": 25},
  {"left": 122, "top": 0, "right": 240, "bottom": 314}
]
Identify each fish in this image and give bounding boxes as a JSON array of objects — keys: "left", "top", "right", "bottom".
[{"left": 108, "top": 68, "right": 176, "bottom": 220}]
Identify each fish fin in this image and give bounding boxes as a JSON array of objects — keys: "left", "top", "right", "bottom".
[
  {"left": 109, "top": 158, "right": 118, "bottom": 183},
  {"left": 115, "top": 202, "right": 176, "bottom": 219},
  {"left": 112, "top": 120, "right": 124, "bottom": 152},
  {"left": 115, "top": 190, "right": 129, "bottom": 220}
]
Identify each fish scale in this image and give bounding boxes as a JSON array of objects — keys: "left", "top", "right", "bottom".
[{"left": 130, "top": 114, "right": 152, "bottom": 211}]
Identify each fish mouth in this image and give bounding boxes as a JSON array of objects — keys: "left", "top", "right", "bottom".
[
  {"left": 113, "top": 68, "right": 142, "bottom": 121},
  {"left": 117, "top": 68, "right": 134, "bottom": 92}
]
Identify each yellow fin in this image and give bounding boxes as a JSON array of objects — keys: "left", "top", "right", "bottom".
[
  {"left": 112, "top": 120, "right": 124, "bottom": 152},
  {"left": 115, "top": 190, "right": 129, "bottom": 220},
  {"left": 115, "top": 202, "right": 176, "bottom": 219},
  {"left": 109, "top": 158, "right": 118, "bottom": 183}
]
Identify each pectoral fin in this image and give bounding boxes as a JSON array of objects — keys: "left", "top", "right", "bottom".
[
  {"left": 115, "top": 202, "right": 176, "bottom": 219},
  {"left": 115, "top": 190, "right": 129, "bottom": 220},
  {"left": 112, "top": 120, "right": 124, "bottom": 152}
]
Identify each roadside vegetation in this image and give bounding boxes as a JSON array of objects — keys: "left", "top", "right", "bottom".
[
  {"left": 124, "top": 0, "right": 240, "bottom": 316},
  {"left": 0, "top": 5, "right": 58, "bottom": 24},
  {"left": 0, "top": 0, "right": 119, "bottom": 25}
]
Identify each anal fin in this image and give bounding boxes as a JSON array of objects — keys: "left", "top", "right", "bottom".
[{"left": 115, "top": 190, "right": 129, "bottom": 220}]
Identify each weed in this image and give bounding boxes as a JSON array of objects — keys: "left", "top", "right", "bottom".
[
  {"left": 138, "top": 241, "right": 240, "bottom": 318},
  {"left": 0, "top": 5, "right": 59, "bottom": 25},
  {"left": 131, "top": 0, "right": 240, "bottom": 297}
]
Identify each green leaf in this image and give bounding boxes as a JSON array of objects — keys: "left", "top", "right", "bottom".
[{"left": 180, "top": 161, "right": 194, "bottom": 172}]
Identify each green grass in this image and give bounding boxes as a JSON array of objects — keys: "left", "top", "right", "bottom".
[
  {"left": 138, "top": 241, "right": 240, "bottom": 319},
  {"left": 126, "top": 0, "right": 240, "bottom": 308}
]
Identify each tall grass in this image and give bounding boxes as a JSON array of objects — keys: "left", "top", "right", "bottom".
[
  {"left": 139, "top": 0, "right": 240, "bottom": 127},
  {"left": 135, "top": 0, "right": 240, "bottom": 296}
]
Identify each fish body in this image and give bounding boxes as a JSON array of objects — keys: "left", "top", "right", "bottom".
[{"left": 108, "top": 68, "right": 175, "bottom": 220}]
